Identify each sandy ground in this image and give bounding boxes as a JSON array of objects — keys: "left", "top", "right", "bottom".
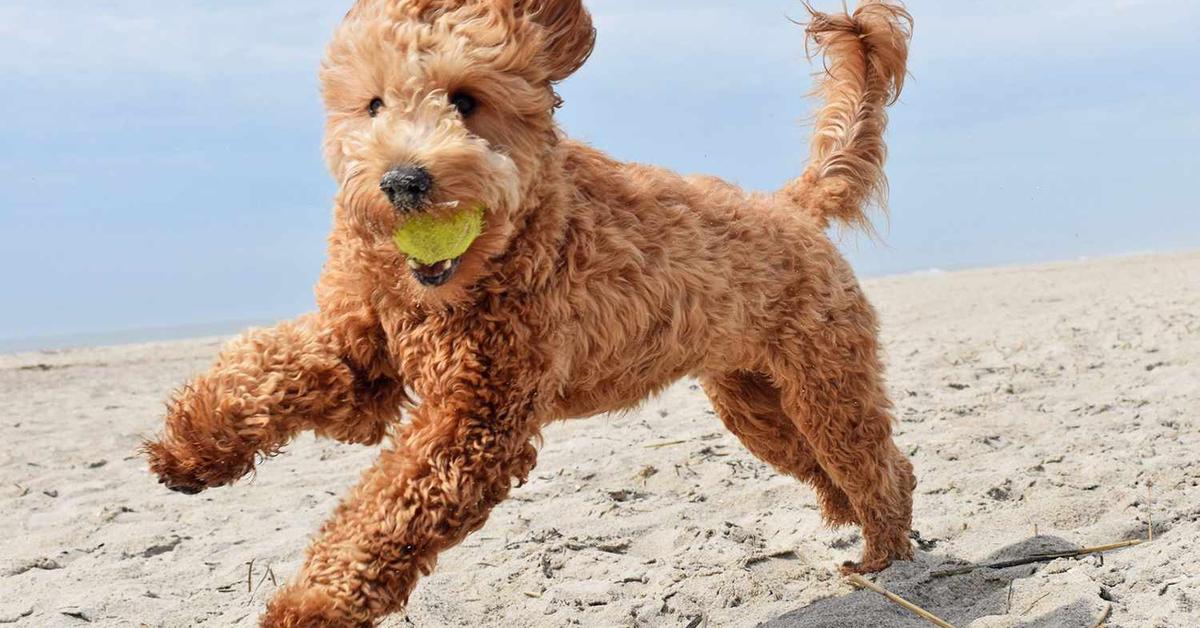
[{"left": 1, "top": 251, "right": 1197, "bottom": 628}]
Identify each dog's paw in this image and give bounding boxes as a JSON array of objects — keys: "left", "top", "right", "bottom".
[
  {"left": 840, "top": 541, "right": 914, "bottom": 575},
  {"left": 262, "top": 586, "right": 371, "bottom": 628},
  {"left": 839, "top": 558, "right": 891, "bottom": 575},
  {"left": 142, "top": 439, "right": 241, "bottom": 495}
]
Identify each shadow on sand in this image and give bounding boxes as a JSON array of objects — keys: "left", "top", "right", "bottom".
[{"left": 760, "top": 536, "right": 1114, "bottom": 628}]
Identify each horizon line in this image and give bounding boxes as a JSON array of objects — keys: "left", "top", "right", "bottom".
[{"left": 2, "top": 247, "right": 1195, "bottom": 356}]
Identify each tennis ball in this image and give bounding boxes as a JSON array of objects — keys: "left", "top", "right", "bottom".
[{"left": 392, "top": 204, "right": 485, "bottom": 265}]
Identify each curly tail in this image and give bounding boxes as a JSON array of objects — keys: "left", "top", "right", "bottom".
[{"left": 780, "top": 1, "right": 912, "bottom": 231}]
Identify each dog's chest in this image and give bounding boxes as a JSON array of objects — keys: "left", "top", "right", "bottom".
[
  {"left": 381, "top": 305, "right": 546, "bottom": 400},
  {"left": 395, "top": 325, "right": 473, "bottom": 383}
]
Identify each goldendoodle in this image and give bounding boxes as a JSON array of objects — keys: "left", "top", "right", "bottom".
[{"left": 145, "top": 1, "right": 915, "bottom": 625}]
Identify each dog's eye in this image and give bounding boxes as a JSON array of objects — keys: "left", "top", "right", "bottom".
[
  {"left": 449, "top": 92, "right": 477, "bottom": 117},
  {"left": 367, "top": 97, "right": 384, "bottom": 118}
]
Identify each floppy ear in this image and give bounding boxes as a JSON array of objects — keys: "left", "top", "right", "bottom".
[{"left": 517, "top": 0, "right": 596, "bottom": 82}]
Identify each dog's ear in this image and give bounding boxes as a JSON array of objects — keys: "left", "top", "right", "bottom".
[{"left": 516, "top": 0, "right": 596, "bottom": 82}]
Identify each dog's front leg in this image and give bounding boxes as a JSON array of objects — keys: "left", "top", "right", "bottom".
[
  {"left": 144, "top": 314, "right": 404, "bottom": 494},
  {"left": 261, "top": 372, "right": 541, "bottom": 627}
]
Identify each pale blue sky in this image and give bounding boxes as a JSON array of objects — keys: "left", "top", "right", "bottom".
[{"left": 1, "top": 1, "right": 1198, "bottom": 346}]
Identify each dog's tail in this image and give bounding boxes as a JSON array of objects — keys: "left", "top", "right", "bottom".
[{"left": 780, "top": 1, "right": 912, "bottom": 231}]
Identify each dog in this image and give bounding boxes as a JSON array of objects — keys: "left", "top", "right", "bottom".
[{"left": 144, "top": 1, "right": 915, "bottom": 625}]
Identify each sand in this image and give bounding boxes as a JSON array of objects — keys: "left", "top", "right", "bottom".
[{"left": 1, "top": 251, "right": 1197, "bottom": 627}]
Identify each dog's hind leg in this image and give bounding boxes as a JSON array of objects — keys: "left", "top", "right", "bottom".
[
  {"left": 702, "top": 371, "right": 857, "bottom": 527},
  {"left": 766, "top": 306, "right": 915, "bottom": 574}
]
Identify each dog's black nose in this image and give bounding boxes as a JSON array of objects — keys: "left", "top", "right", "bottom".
[{"left": 380, "top": 165, "right": 433, "bottom": 211}]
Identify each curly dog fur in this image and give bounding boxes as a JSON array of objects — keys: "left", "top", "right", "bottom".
[{"left": 144, "top": 1, "right": 915, "bottom": 625}]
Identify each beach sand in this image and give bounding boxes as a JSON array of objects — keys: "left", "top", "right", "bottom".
[{"left": 2, "top": 251, "right": 1197, "bottom": 627}]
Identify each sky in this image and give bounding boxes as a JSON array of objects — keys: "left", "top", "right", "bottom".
[{"left": 1, "top": 1, "right": 1198, "bottom": 346}]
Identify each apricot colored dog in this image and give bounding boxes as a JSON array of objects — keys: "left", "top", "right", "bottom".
[{"left": 145, "top": 1, "right": 915, "bottom": 625}]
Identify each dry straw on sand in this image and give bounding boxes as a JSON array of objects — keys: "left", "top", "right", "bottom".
[
  {"left": 929, "top": 538, "right": 1145, "bottom": 578},
  {"left": 847, "top": 574, "right": 956, "bottom": 628}
]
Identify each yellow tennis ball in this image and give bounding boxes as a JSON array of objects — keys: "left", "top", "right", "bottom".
[{"left": 392, "top": 204, "right": 485, "bottom": 265}]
